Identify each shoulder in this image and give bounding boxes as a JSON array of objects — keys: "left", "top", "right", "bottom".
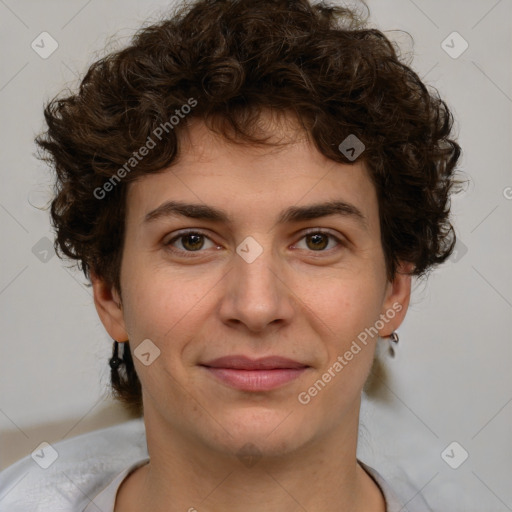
[
  {"left": 359, "top": 460, "right": 434, "bottom": 512},
  {"left": 0, "top": 418, "right": 148, "bottom": 512}
]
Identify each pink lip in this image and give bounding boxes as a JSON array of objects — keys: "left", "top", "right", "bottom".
[
  {"left": 202, "top": 367, "right": 308, "bottom": 391},
  {"left": 200, "top": 355, "right": 309, "bottom": 391}
]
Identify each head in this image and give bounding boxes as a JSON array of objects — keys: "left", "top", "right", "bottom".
[{"left": 36, "top": 0, "right": 463, "bottom": 440}]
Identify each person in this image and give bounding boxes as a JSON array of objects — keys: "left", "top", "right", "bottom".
[{"left": 0, "top": 0, "right": 465, "bottom": 510}]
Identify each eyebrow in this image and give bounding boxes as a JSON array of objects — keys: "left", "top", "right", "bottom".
[{"left": 143, "top": 199, "right": 368, "bottom": 230}]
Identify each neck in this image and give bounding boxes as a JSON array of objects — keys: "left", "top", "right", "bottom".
[{"left": 117, "top": 398, "right": 386, "bottom": 512}]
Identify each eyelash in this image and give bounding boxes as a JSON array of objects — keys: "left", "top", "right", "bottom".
[{"left": 164, "top": 228, "right": 345, "bottom": 258}]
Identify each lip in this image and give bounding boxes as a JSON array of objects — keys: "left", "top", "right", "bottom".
[
  {"left": 200, "top": 355, "right": 309, "bottom": 391},
  {"left": 201, "top": 367, "right": 308, "bottom": 391},
  {"left": 201, "top": 355, "right": 308, "bottom": 370}
]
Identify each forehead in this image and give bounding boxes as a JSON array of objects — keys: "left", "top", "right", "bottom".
[{"left": 125, "top": 113, "right": 379, "bottom": 231}]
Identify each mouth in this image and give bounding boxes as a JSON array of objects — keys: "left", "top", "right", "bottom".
[
  {"left": 201, "top": 355, "right": 308, "bottom": 370},
  {"left": 199, "top": 355, "right": 310, "bottom": 391}
]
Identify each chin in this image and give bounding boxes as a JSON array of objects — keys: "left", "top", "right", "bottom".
[{"left": 205, "top": 408, "right": 314, "bottom": 457}]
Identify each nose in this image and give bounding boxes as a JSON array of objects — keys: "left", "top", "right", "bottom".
[{"left": 218, "top": 242, "right": 295, "bottom": 333}]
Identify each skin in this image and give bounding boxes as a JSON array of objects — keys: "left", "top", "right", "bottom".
[{"left": 92, "top": 111, "right": 412, "bottom": 512}]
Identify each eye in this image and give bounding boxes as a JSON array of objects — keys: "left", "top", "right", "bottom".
[
  {"left": 294, "top": 229, "right": 343, "bottom": 253},
  {"left": 164, "top": 230, "right": 218, "bottom": 257},
  {"left": 163, "top": 228, "right": 345, "bottom": 258}
]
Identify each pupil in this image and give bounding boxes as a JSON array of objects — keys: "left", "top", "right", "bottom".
[
  {"left": 184, "top": 234, "right": 203, "bottom": 251},
  {"left": 308, "top": 233, "right": 327, "bottom": 250}
]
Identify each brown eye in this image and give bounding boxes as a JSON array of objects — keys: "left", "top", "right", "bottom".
[
  {"left": 294, "top": 230, "right": 343, "bottom": 253},
  {"left": 180, "top": 233, "right": 205, "bottom": 251},
  {"left": 165, "top": 230, "right": 217, "bottom": 256},
  {"left": 305, "top": 233, "right": 329, "bottom": 251}
]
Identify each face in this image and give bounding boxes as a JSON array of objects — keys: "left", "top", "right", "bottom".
[{"left": 93, "top": 112, "right": 411, "bottom": 459}]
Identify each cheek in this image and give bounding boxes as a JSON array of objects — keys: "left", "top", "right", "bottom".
[
  {"left": 124, "top": 281, "right": 203, "bottom": 340},
  {"left": 305, "top": 279, "right": 382, "bottom": 404},
  {"left": 121, "top": 276, "right": 203, "bottom": 395},
  {"left": 120, "top": 255, "right": 223, "bottom": 359},
  {"left": 301, "top": 272, "right": 384, "bottom": 342}
]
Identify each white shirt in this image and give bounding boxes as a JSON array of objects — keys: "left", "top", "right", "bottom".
[{"left": 0, "top": 418, "right": 432, "bottom": 511}]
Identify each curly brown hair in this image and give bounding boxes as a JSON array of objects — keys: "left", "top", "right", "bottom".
[{"left": 35, "top": 0, "right": 465, "bottom": 417}]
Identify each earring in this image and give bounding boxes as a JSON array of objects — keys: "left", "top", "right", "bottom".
[
  {"left": 109, "top": 340, "right": 125, "bottom": 369},
  {"left": 385, "top": 331, "right": 399, "bottom": 358}
]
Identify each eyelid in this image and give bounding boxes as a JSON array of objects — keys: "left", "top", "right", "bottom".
[
  {"left": 300, "top": 227, "right": 341, "bottom": 237},
  {"left": 164, "top": 228, "right": 212, "bottom": 243}
]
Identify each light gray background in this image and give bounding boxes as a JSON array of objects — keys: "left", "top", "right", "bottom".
[{"left": 0, "top": 1, "right": 511, "bottom": 511}]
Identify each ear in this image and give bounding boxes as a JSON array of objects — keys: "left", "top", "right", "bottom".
[
  {"left": 91, "top": 271, "right": 129, "bottom": 342},
  {"left": 379, "top": 261, "right": 414, "bottom": 337}
]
